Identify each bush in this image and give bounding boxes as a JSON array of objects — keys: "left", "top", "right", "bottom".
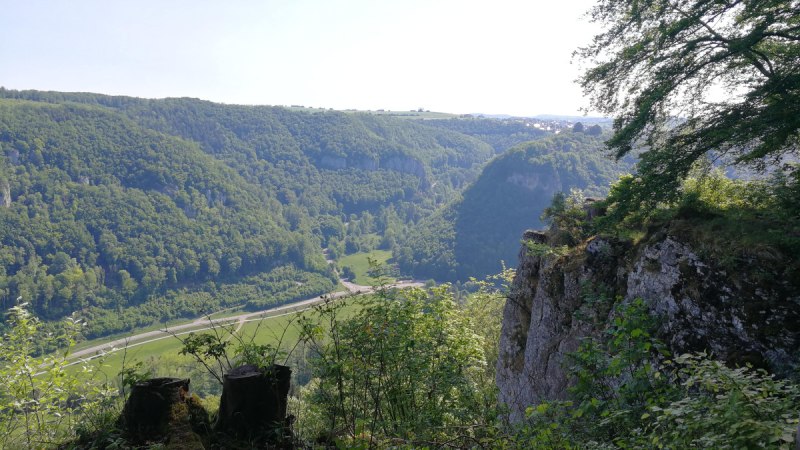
[
  {"left": 541, "top": 189, "right": 592, "bottom": 246},
  {"left": 0, "top": 303, "right": 117, "bottom": 448},
  {"left": 296, "top": 284, "right": 495, "bottom": 447}
]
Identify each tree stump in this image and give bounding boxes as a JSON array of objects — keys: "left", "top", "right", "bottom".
[
  {"left": 122, "top": 377, "right": 190, "bottom": 442},
  {"left": 213, "top": 364, "right": 292, "bottom": 440}
]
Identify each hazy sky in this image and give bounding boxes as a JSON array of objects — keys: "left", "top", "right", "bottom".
[{"left": 0, "top": 0, "right": 599, "bottom": 116}]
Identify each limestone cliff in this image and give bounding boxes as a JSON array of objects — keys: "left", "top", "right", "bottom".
[
  {"left": 497, "top": 228, "right": 800, "bottom": 422},
  {"left": 1, "top": 180, "right": 9, "bottom": 207}
]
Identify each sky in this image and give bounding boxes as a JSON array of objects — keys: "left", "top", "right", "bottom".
[{"left": 0, "top": 0, "right": 600, "bottom": 116}]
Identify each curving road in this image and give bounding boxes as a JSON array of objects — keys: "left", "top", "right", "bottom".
[{"left": 66, "top": 279, "right": 424, "bottom": 364}]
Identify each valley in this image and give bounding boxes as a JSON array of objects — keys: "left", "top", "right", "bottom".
[
  {"left": 1, "top": 76, "right": 798, "bottom": 448},
  {"left": 0, "top": 89, "right": 609, "bottom": 342}
]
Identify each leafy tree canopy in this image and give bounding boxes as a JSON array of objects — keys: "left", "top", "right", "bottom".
[{"left": 579, "top": 0, "right": 800, "bottom": 206}]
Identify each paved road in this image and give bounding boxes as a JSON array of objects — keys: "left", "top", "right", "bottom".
[{"left": 67, "top": 279, "right": 423, "bottom": 363}]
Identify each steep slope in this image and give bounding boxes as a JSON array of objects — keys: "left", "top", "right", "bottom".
[
  {"left": 0, "top": 99, "right": 336, "bottom": 333},
  {"left": 0, "top": 89, "right": 495, "bottom": 215},
  {"left": 398, "top": 132, "right": 632, "bottom": 280}
]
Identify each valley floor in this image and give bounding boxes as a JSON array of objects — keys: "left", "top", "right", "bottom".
[{"left": 65, "top": 277, "right": 423, "bottom": 367}]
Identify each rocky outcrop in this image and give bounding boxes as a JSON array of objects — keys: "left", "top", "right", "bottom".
[
  {"left": 505, "top": 171, "right": 562, "bottom": 193},
  {"left": 6, "top": 148, "right": 19, "bottom": 165},
  {"left": 497, "top": 228, "right": 800, "bottom": 422},
  {"left": 1, "top": 180, "right": 10, "bottom": 207},
  {"left": 318, "top": 153, "right": 428, "bottom": 184},
  {"left": 381, "top": 155, "right": 427, "bottom": 180}
]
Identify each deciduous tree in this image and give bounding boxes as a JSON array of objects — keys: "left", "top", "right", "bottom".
[{"left": 579, "top": 0, "right": 800, "bottom": 206}]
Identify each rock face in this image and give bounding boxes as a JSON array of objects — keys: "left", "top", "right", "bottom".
[
  {"left": 318, "top": 154, "right": 428, "bottom": 183},
  {"left": 1, "top": 180, "right": 9, "bottom": 207},
  {"left": 505, "top": 171, "right": 562, "bottom": 193},
  {"left": 497, "top": 229, "right": 800, "bottom": 422}
]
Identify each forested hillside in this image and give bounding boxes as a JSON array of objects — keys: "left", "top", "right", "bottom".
[
  {"left": 0, "top": 90, "right": 544, "bottom": 337},
  {"left": 0, "top": 89, "right": 496, "bottom": 214},
  {"left": 397, "top": 132, "right": 633, "bottom": 280},
  {"left": 0, "top": 99, "right": 336, "bottom": 336}
]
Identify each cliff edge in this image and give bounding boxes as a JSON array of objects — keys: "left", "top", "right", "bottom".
[{"left": 497, "top": 227, "right": 800, "bottom": 422}]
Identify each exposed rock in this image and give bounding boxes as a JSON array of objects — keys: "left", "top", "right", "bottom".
[
  {"left": 381, "top": 155, "right": 427, "bottom": 179},
  {"left": 1, "top": 180, "right": 10, "bottom": 207},
  {"left": 505, "top": 171, "right": 562, "bottom": 193},
  {"left": 348, "top": 156, "right": 379, "bottom": 171},
  {"left": 583, "top": 197, "right": 606, "bottom": 220},
  {"left": 319, "top": 155, "right": 347, "bottom": 169},
  {"left": 318, "top": 153, "right": 428, "bottom": 184},
  {"left": 497, "top": 229, "right": 800, "bottom": 422},
  {"left": 6, "top": 148, "right": 19, "bottom": 165}
]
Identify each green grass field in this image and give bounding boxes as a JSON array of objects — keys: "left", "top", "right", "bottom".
[
  {"left": 338, "top": 249, "right": 394, "bottom": 285},
  {"left": 68, "top": 305, "right": 252, "bottom": 354},
  {"left": 65, "top": 296, "right": 365, "bottom": 382}
]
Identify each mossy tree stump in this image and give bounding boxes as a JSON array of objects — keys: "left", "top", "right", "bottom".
[{"left": 122, "top": 377, "right": 190, "bottom": 442}]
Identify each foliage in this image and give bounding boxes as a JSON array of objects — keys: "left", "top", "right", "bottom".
[
  {"left": 462, "top": 267, "right": 515, "bottom": 379},
  {"left": 296, "top": 280, "right": 499, "bottom": 447},
  {"left": 0, "top": 303, "right": 116, "bottom": 448},
  {"left": 524, "top": 240, "right": 570, "bottom": 259},
  {"left": 565, "top": 298, "right": 673, "bottom": 441},
  {"left": 0, "top": 89, "right": 569, "bottom": 339},
  {"left": 541, "top": 188, "right": 592, "bottom": 247},
  {"left": 176, "top": 312, "right": 302, "bottom": 389},
  {"left": 0, "top": 97, "right": 345, "bottom": 339},
  {"left": 642, "top": 353, "right": 800, "bottom": 449},
  {"left": 579, "top": 0, "right": 800, "bottom": 210},
  {"left": 338, "top": 250, "right": 396, "bottom": 285},
  {"left": 596, "top": 169, "right": 800, "bottom": 276},
  {"left": 417, "top": 116, "right": 548, "bottom": 153}
]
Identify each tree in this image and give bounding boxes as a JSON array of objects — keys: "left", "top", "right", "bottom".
[
  {"left": 578, "top": 0, "right": 800, "bottom": 207},
  {"left": 297, "top": 285, "right": 488, "bottom": 447},
  {"left": 339, "top": 265, "right": 356, "bottom": 281}
]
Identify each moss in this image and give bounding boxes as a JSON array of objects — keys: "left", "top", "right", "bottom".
[
  {"left": 186, "top": 394, "right": 211, "bottom": 433},
  {"left": 166, "top": 402, "right": 206, "bottom": 450}
]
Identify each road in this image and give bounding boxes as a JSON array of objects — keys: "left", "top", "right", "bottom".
[{"left": 66, "top": 278, "right": 424, "bottom": 364}]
